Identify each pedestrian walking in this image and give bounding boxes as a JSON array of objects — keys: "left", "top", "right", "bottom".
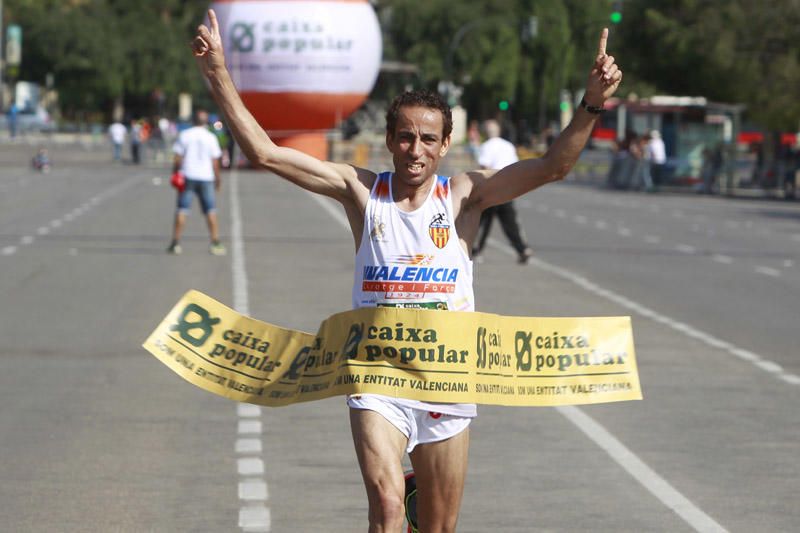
[
  {"left": 167, "top": 109, "right": 225, "bottom": 256},
  {"left": 472, "top": 119, "right": 533, "bottom": 264},
  {"left": 191, "top": 9, "right": 621, "bottom": 531}
]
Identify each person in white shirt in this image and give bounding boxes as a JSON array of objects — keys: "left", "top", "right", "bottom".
[
  {"left": 167, "top": 109, "right": 225, "bottom": 256},
  {"left": 108, "top": 121, "right": 127, "bottom": 162},
  {"left": 473, "top": 119, "right": 533, "bottom": 264},
  {"left": 191, "top": 9, "right": 622, "bottom": 531},
  {"left": 646, "top": 129, "right": 667, "bottom": 186}
]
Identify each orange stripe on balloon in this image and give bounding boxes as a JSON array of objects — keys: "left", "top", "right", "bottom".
[
  {"left": 213, "top": 0, "right": 367, "bottom": 3},
  {"left": 240, "top": 92, "right": 369, "bottom": 130}
]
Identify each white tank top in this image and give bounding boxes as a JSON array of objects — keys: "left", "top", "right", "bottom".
[{"left": 352, "top": 172, "right": 476, "bottom": 417}]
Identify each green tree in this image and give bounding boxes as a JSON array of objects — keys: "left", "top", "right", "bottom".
[
  {"left": 6, "top": 0, "right": 209, "bottom": 120},
  {"left": 615, "top": 0, "right": 800, "bottom": 131}
]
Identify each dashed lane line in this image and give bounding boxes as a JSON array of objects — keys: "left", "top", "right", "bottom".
[
  {"left": 1, "top": 176, "right": 141, "bottom": 257},
  {"left": 229, "top": 170, "right": 271, "bottom": 532}
]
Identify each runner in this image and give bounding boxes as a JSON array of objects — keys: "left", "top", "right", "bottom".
[{"left": 191, "top": 9, "right": 621, "bottom": 531}]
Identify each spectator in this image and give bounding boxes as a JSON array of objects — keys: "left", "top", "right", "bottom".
[
  {"left": 472, "top": 119, "right": 533, "bottom": 264},
  {"left": 109, "top": 120, "right": 127, "bottom": 162},
  {"left": 167, "top": 109, "right": 225, "bottom": 256}
]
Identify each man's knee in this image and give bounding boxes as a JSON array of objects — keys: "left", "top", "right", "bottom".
[{"left": 366, "top": 482, "right": 406, "bottom": 528}]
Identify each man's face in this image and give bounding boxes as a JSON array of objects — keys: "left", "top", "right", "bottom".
[{"left": 386, "top": 105, "right": 451, "bottom": 187}]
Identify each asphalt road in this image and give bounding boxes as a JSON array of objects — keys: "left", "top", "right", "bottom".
[{"left": 0, "top": 142, "right": 798, "bottom": 532}]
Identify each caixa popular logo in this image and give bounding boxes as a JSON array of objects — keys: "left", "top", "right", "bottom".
[
  {"left": 342, "top": 322, "right": 364, "bottom": 359},
  {"left": 280, "top": 322, "right": 363, "bottom": 381},
  {"left": 170, "top": 303, "right": 220, "bottom": 347}
]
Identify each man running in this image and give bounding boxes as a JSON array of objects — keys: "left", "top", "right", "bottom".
[{"left": 191, "top": 9, "right": 621, "bottom": 532}]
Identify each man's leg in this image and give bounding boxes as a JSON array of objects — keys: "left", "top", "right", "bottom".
[
  {"left": 206, "top": 212, "right": 220, "bottom": 243},
  {"left": 199, "top": 182, "right": 226, "bottom": 255},
  {"left": 409, "top": 427, "right": 469, "bottom": 533},
  {"left": 473, "top": 207, "right": 496, "bottom": 256},
  {"left": 172, "top": 212, "right": 186, "bottom": 242},
  {"left": 496, "top": 202, "right": 532, "bottom": 261},
  {"left": 350, "top": 408, "right": 409, "bottom": 532}
]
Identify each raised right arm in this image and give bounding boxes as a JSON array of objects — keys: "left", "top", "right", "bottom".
[{"left": 192, "top": 9, "right": 370, "bottom": 203}]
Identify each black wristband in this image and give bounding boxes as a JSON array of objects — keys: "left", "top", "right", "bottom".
[{"left": 580, "top": 97, "right": 605, "bottom": 114}]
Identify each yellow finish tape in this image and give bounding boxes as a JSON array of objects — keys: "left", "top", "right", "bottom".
[{"left": 143, "top": 290, "right": 642, "bottom": 407}]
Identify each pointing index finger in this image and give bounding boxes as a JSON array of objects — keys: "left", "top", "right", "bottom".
[
  {"left": 208, "top": 9, "right": 219, "bottom": 38},
  {"left": 597, "top": 27, "right": 608, "bottom": 57}
]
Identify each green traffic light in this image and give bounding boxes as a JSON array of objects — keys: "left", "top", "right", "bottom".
[
  {"left": 610, "top": 12, "right": 622, "bottom": 24},
  {"left": 498, "top": 100, "right": 509, "bottom": 111}
]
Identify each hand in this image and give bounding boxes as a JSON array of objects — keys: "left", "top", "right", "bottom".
[
  {"left": 584, "top": 28, "right": 622, "bottom": 107},
  {"left": 192, "top": 9, "right": 226, "bottom": 77}
]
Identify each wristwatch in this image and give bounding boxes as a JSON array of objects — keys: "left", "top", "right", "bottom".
[{"left": 580, "top": 98, "right": 605, "bottom": 114}]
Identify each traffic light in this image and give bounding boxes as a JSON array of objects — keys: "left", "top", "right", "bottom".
[
  {"left": 610, "top": 1, "right": 622, "bottom": 24},
  {"left": 498, "top": 100, "right": 510, "bottom": 111}
]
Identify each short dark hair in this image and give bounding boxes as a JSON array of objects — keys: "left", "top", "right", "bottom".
[
  {"left": 194, "top": 109, "right": 209, "bottom": 126},
  {"left": 385, "top": 89, "right": 452, "bottom": 140}
]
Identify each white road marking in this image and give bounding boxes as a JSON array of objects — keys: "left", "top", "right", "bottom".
[
  {"left": 617, "top": 227, "right": 632, "bottom": 237},
  {"left": 781, "top": 374, "right": 800, "bottom": 385},
  {"left": 558, "top": 406, "right": 729, "bottom": 533},
  {"left": 238, "top": 458, "right": 265, "bottom": 476},
  {"left": 755, "top": 360, "right": 783, "bottom": 374},
  {"left": 676, "top": 244, "right": 697, "bottom": 254},
  {"left": 238, "top": 403, "right": 261, "bottom": 417},
  {"left": 237, "top": 439, "right": 263, "bottom": 454},
  {"left": 755, "top": 266, "right": 781, "bottom": 277},
  {"left": 7, "top": 176, "right": 141, "bottom": 257},
  {"left": 2, "top": 246, "right": 17, "bottom": 256},
  {"left": 486, "top": 235, "right": 797, "bottom": 529},
  {"left": 644, "top": 235, "right": 661, "bottom": 244},
  {"left": 515, "top": 249, "right": 795, "bottom": 386},
  {"left": 237, "top": 419, "right": 263, "bottom": 436},
  {"left": 595, "top": 220, "right": 608, "bottom": 230},
  {"left": 712, "top": 254, "right": 733, "bottom": 264},
  {"left": 240, "top": 480, "right": 269, "bottom": 501},
  {"left": 230, "top": 170, "right": 270, "bottom": 531},
  {"left": 239, "top": 506, "right": 271, "bottom": 532}
]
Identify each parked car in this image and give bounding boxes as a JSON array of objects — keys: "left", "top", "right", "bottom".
[{"left": 1, "top": 106, "right": 57, "bottom": 134}]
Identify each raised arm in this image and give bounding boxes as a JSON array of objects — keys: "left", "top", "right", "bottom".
[
  {"left": 463, "top": 28, "right": 622, "bottom": 211},
  {"left": 192, "top": 9, "right": 369, "bottom": 202}
]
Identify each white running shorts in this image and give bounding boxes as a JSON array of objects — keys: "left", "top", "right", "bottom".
[{"left": 347, "top": 395, "right": 472, "bottom": 453}]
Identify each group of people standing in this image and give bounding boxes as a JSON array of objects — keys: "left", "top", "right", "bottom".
[
  {"left": 608, "top": 129, "right": 666, "bottom": 191},
  {"left": 108, "top": 117, "right": 175, "bottom": 165}
]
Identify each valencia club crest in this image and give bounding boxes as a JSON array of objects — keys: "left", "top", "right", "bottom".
[{"left": 429, "top": 213, "right": 450, "bottom": 249}]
